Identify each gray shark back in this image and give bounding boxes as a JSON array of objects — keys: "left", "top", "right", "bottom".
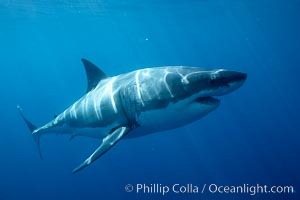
[{"left": 56, "top": 67, "right": 195, "bottom": 129}]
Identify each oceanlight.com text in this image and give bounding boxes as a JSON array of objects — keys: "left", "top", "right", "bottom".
[{"left": 207, "top": 183, "right": 294, "bottom": 196}]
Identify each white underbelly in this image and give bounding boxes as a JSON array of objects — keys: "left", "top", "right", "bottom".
[
  {"left": 57, "top": 121, "right": 122, "bottom": 140},
  {"left": 127, "top": 100, "right": 216, "bottom": 138}
]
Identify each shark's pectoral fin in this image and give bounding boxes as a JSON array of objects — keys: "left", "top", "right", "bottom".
[{"left": 72, "top": 126, "right": 130, "bottom": 173}]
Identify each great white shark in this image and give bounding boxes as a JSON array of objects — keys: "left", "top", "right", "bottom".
[{"left": 18, "top": 59, "right": 247, "bottom": 173}]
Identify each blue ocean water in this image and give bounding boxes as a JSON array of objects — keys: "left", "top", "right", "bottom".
[{"left": 0, "top": 0, "right": 299, "bottom": 199}]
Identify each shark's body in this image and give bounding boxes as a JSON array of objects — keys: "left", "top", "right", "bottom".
[{"left": 18, "top": 59, "right": 247, "bottom": 173}]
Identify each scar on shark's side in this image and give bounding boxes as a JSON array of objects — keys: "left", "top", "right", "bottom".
[{"left": 18, "top": 59, "right": 247, "bottom": 173}]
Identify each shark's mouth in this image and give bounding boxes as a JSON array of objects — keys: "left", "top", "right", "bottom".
[{"left": 195, "top": 96, "right": 220, "bottom": 105}]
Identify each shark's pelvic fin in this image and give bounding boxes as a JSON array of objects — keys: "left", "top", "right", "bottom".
[
  {"left": 72, "top": 126, "right": 130, "bottom": 173},
  {"left": 81, "top": 58, "right": 108, "bottom": 93},
  {"left": 17, "top": 105, "right": 43, "bottom": 159}
]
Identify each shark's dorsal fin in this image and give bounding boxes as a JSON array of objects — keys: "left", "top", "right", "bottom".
[{"left": 81, "top": 58, "right": 108, "bottom": 93}]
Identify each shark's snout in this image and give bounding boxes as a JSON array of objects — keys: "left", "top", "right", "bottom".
[
  {"left": 182, "top": 68, "right": 247, "bottom": 98},
  {"left": 213, "top": 70, "right": 247, "bottom": 85},
  {"left": 210, "top": 69, "right": 247, "bottom": 96}
]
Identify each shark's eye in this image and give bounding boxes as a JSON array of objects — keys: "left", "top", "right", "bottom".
[
  {"left": 210, "top": 79, "right": 218, "bottom": 85},
  {"left": 210, "top": 78, "right": 230, "bottom": 87}
]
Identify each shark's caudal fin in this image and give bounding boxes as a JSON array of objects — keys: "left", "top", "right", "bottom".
[
  {"left": 17, "top": 105, "right": 43, "bottom": 159},
  {"left": 81, "top": 58, "right": 108, "bottom": 93}
]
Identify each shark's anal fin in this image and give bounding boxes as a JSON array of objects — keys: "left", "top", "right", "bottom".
[
  {"left": 72, "top": 126, "right": 130, "bottom": 173},
  {"left": 81, "top": 58, "right": 108, "bottom": 93}
]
